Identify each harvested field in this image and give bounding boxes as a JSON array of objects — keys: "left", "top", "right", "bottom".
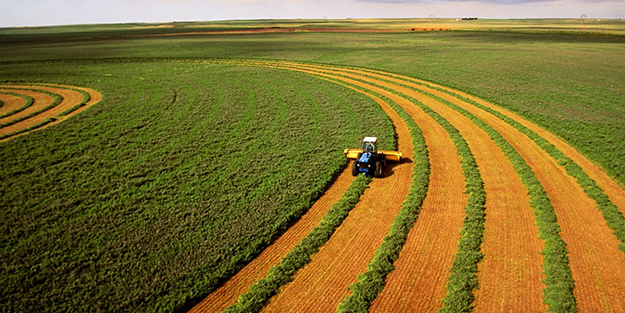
[
  {"left": 0, "top": 84, "right": 101, "bottom": 141},
  {"left": 0, "top": 93, "right": 27, "bottom": 116},
  {"left": 260, "top": 79, "right": 414, "bottom": 313},
  {"left": 192, "top": 60, "right": 625, "bottom": 313}
]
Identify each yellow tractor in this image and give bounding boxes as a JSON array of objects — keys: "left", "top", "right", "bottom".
[{"left": 344, "top": 137, "right": 402, "bottom": 178}]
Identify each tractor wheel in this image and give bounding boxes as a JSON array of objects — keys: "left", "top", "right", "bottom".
[
  {"left": 351, "top": 160, "right": 359, "bottom": 176},
  {"left": 374, "top": 161, "right": 383, "bottom": 178}
]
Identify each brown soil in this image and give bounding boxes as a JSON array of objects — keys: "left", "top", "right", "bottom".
[
  {"left": 283, "top": 63, "right": 545, "bottom": 312},
  {"left": 188, "top": 168, "right": 355, "bottom": 313},
  {"left": 0, "top": 88, "right": 55, "bottom": 126},
  {"left": 0, "top": 93, "right": 26, "bottom": 116},
  {"left": 259, "top": 73, "right": 414, "bottom": 313},
  {"left": 0, "top": 85, "right": 101, "bottom": 142}
]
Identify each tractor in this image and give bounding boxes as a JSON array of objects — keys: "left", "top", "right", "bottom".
[{"left": 344, "top": 137, "right": 402, "bottom": 178}]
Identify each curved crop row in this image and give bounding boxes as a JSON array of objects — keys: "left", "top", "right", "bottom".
[
  {"left": 0, "top": 92, "right": 34, "bottom": 119},
  {"left": 266, "top": 62, "right": 485, "bottom": 311},
  {"left": 334, "top": 87, "right": 430, "bottom": 311},
  {"left": 321, "top": 66, "right": 576, "bottom": 311},
  {"left": 0, "top": 88, "right": 62, "bottom": 128},
  {"left": 366, "top": 72, "right": 625, "bottom": 254},
  {"left": 336, "top": 64, "right": 624, "bottom": 311},
  {"left": 224, "top": 175, "right": 371, "bottom": 313},
  {"left": 230, "top": 60, "right": 624, "bottom": 310},
  {"left": 0, "top": 84, "right": 100, "bottom": 141}
]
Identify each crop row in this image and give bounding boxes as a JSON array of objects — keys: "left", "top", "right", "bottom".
[
  {"left": 224, "top": 175, "right": 371, "bottom": 313},
  {"left": 0, "top": 88, "right": 62, "bottom": 128},
  {"left": 284, "top": 65, "right": 486, "bottom": 311},
  {"left": 395, "top": 81, "right": 577, "bottom": 311},
  {"left": 383, "top": 72, "right": 625, "bottom": 254},
  {"left": 0, "top": 91, "right": 34, "bottom": 119},
  {"left": 329, "top": 86, "right": 430, "bottom": 312},
  {"left": 446, "top": 93, "right": 625, "bottom": 254}
]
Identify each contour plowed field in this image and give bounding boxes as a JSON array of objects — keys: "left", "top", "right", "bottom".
[
  {"left": 0, "top": 84, "right": 101, "bottom": 141},
  {"left": 192, "top": 60, "right": 625, "bottom": 312}
]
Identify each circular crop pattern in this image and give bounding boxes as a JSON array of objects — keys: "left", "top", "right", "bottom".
[{"left": 0, "top": 84, "right": 101, "bottom": 141}]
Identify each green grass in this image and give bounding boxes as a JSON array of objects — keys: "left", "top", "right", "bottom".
[
  {"left": 0, "top": 20, "right": 623, "bottom": 312},
  {"left": 1, "top": 28, "right": 622, "bottom": 185},
  {"left": 0, "top": 62, "right": 394, "bottom": 312}
]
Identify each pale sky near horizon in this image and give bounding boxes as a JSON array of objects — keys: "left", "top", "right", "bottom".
[{"left": 1, "top": 0, "right": 624, "bottom": 28}]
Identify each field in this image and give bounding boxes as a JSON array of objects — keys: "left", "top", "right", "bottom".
[{"left": 1, "top": 19, "right": 624, "bottom": 312}]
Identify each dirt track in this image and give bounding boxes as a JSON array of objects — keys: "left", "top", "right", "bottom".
[
  {"left": 0, "top": 84, "right": 101, "bottom": 142},
  {"left": 191, "top": 60, "right": 625, "bottom": 312}
]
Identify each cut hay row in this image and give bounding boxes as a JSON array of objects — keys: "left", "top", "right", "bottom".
[
  {"left": 0, "top": 84, "right": 101, "bottom": 142},
  {"left": 189, "top": 60, "right": 625, "bottom": 313},
  {"left": 344, "top": 68, "right": 625, "bottom": 311},
  {"left": 0, "top": 92, "right": 33, "bottom": 118},
  {"left": 295, "top": 65, "right": 543, "bottom": 311},
  {"left": 189, "top": 169, "right": 355, "bottom": 313},
  {"left": 223, "top": 174, "right": 371, "bottom": 313},
  {"left": 267, "top": 63, "right": 474, "bottom": 312},
  {"left": 259, "top": 75, "right": 414, "bottom": 312}
]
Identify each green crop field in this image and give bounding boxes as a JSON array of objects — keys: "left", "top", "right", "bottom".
[{"left": 1, "top": 19, "right": 624, "bottom": 312}]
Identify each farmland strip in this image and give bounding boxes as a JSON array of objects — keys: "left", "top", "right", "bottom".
[
  {"left": 259, "top": 63, "right": 466, "bottom": 312},
  {"left": 353, "top": 70, "right": 625, "bottom": 312},
  {"left": 0, "top": 88, "right": 55, "bottom": 126},
  {"left": 365, "top": 70, "right": 625, "bottom": 217},
  {"left": 189, "top": 168, "right": 355, "bottom": 313},
  {"left": 236, "top": 60, "right": 466, "bottom": 312},
  {"left": 281, "top": 63, "right": 548, "bottom": 311},
  {"left": 0, "top": 85, "right": 100, "bottom": 142},
  {"left": 296, "top": 65, "right": 547, "bottom": 311},
  {"left": 0, "top": 92, "right": 33, "bottom": 118},
  {"left": 223, "top": 174, "right": 371, "bottom": 313},
  {"left": 256, "top": 69, "right": 414, "bottom": 313},
  {"left": 334, "top": 88, "right": 431, "bottom": 311}
]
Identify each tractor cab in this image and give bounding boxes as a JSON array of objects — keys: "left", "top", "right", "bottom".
[{"left": 362, "top": 137, "right": 378, "bottom": 154}]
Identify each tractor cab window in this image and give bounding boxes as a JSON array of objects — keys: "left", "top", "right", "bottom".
[{"left": 363, "top": 142, "right": 376, "bottom": 154}]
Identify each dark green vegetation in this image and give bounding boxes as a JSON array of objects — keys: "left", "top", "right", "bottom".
[
  {"left": 1, "top": 20, "right": 623, "bottom": 312},
  {"left": 225, "top": 174, "right": 371, "bottom": 313},
  {"left": 336, "top": 91, "right": 431, "bottom": 312},
  {"left": 0, "top": 62, "right": 394, "bottom": 312}
]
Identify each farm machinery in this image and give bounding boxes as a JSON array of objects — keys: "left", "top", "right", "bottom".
[{"left": 344, "top": 137, "right": 402, "bottom": 178}]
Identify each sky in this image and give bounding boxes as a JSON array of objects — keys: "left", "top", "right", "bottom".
[{"left": 1, "top": 0, "right": 624, "bottom": 27}]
